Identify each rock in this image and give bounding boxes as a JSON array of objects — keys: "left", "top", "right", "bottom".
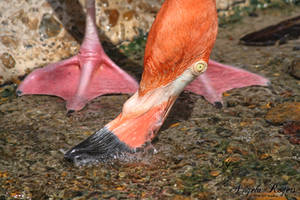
[
  {"left": 210, "top": 170, "right": 221, "bottom": 177},
  {"left": 216, "top": 0, "right": 250, "bottom": 16},
  {"left": 265, "top": 102, "right": 300, "bottom": 125},
  {"left": 282, "top": 121, "right": 300, "bottom": 145},
  {"left": 281, "top": 175, "right": 290, "bottom": 181},
  {"left": 183, "top": 165, "right": 193, "bottom": 177},
  {"left": 224, "top": 154, "right": 241, "bottom": 163},
  {"left": 118, "top": 172, "right": 127, "bottom": 178},
  {"left": 259, "top": 153, "right": 271, "bottom": 160},
  {"left": 241, "top": 178, "right": 256, "bottom": 187},
  {"left": 216, "top": 127, "right": 233, "bottom": 137},
  {"left": 293, "top": 46, "right": 300, "bottom": 51},
  {"left": 172, "top": 195, "right": 190, "bottom": 200},
  {"left": 287, "top": 59, "right": 300, "bottom": 79}
]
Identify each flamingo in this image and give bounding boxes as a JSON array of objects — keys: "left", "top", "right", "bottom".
[
  {"left": 64, "top": 0, "right": 268, "bottom": 166},
  {"left": 16, "top": 0, "right": 268, "bottom": 113}
]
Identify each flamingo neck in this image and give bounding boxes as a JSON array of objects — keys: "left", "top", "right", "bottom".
[{"left": 122, "top": 66, "right": 198, "bottom": 117}]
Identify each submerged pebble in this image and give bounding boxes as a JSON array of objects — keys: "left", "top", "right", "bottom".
[
  {"left": 288, "top": 59, "right": 300, "bottom": 79},
  {"left": 282, "top": 121, "right": 300, "bottom": 145},
  {"left": 293, "top": 46, "right": 300, "bottom": 51},
  {"left": 216, "top": 127, "right": 234, "bottom": 137},
  {"left": 265, "top": 102, "right": 300, "bottom": 125}
]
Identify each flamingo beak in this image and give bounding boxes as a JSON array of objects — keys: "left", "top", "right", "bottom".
[{"left": 64, "top": 92, "right": 177, "bottom": 166}]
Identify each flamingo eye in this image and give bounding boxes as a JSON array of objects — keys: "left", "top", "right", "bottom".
[{"left": 192, "top": 60, "right": 207, "bottom": 76}]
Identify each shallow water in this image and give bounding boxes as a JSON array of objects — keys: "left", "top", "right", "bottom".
[{"left": 1, "top": 6, "right": 300, "bottom": 200}]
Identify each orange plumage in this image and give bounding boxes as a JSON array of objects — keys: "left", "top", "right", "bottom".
[{"left": 139, "top": 0, "right": 218, "bottom": 95}]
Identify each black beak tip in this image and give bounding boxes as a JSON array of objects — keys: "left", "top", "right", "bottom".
[
  {"left": 64, "top": 127, "right": 134, "bottom": 166},
  {"left": 64, "top": 149, "right": 76, "bottom": 162},
  {"left": 64, "top": 149, "right": 97, "bottom": 166}
]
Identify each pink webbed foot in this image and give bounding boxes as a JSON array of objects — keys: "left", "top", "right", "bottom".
[
  {"left": 185, "top": 59, "right": 270, "bottom": 107},
  {"left": 17, "top": 0, "right": 138, "bottom": 111}
]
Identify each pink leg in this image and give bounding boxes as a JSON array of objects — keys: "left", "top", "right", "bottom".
[
  {"left": 185, "top": 59, "right": 270, "bottom": 106},
  {"left": 17, "top": 0, "right": 138, "bottom": 111}
]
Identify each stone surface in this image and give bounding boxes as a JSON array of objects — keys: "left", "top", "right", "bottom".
[{"left": 0, "top": 0, "right": 78, "bottom": 85}]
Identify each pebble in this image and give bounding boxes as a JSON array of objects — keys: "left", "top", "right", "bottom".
[
  {"left": 281, "top": 175, "right": 290, "bottom": 181},
  {"left": 259, "top": 153, "right": 271, "bottom": 160},
  {"left": 265, "top": 102, "right": 300, "bottom": 125},
  {"left": 293, "top": 46, "right": 300, "bottom": 51},
  {"left": 210, "top": 170, "right": 221, "bottom": 177},
  {"left": 282, "top": 121, "right": 300, "bottom": 145},
  {"left": 183, "top": 165, "right": 193, "bottom": 177},
  {"left": 118, "top": 172, "right": 127, "bottom": 178},
  {"left": 216, "top": 127, "right": 233, "bottom": 137},
  {"left": 172, "top": 195, "right": 190, "bottom": 200},
  {"left": 224, "top": 154, "right": 241, "bottom": 163},
  {"left": 241, "top": 178, "right": 255, "bottom": 187},
  {"left": 287, "top": 59, "right": 300, "bottom": 79}
]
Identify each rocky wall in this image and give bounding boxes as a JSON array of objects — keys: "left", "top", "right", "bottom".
[{"left": 0, "top": 0, "right": 270, "bottom": 85}]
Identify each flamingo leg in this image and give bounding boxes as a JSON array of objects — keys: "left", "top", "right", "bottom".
[
  {"left": 17, "top": 0, "right": 138, "bottom": 111},
  {"left": 185, "top": 59, "right": 270, "bottom": 106}
]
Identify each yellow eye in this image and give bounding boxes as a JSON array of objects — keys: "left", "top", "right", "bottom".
[{"left": 192, "top": 60, "right": 207, "bottom": 76}]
